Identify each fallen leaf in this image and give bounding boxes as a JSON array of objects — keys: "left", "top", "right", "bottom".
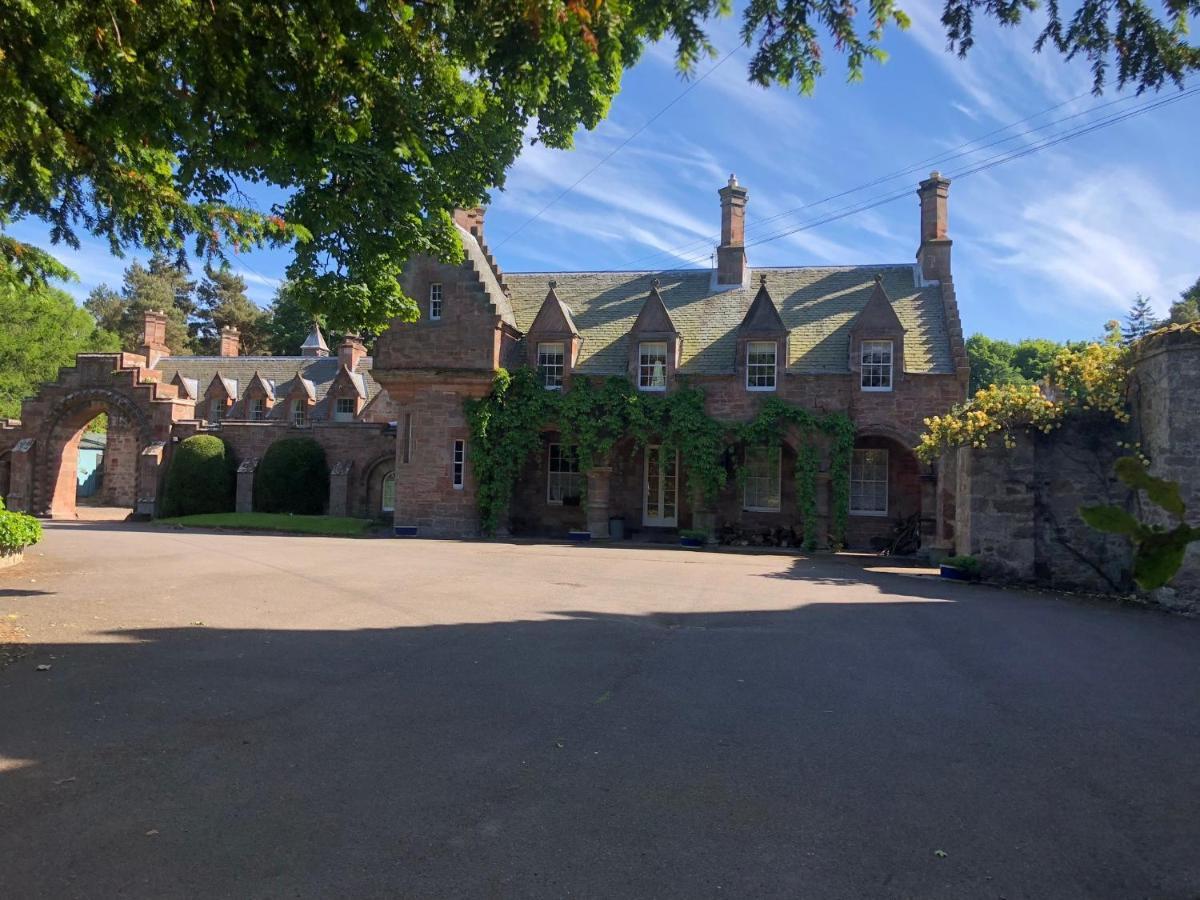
[
  {"left": 35, "top": 664, "right": 51, "bottom": 672},
  {"left": 934, "top": 849, "right": 948, "bottom": 858},
  {"left": 145, "top": 829, "right": 159, "bottom": 836}
]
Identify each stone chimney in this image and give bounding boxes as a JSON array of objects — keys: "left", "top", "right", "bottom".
[
  {"left": 338, "top": 335, "right": 366, "bottom": 371},
  {"left": 219, "top": 325, "right": 240, "bottom": 357},
  {"left": 453, "top": 206, "right": 486, "bottom": 237},
  {"left": 139, "top": 309, "right": 170, "bottom": 367},
  {"left": 916, "top": 171, "right": 952, "bottom": 283},
  {"left": 716, "top": 174, "right": 749, "bottom": 286}
]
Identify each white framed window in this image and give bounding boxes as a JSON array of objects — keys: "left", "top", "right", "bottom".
[
  {"left": 334, "top": 397, "right": 356, "bottom": 422},
  {"left": 538, "top": 342, "right": 565, "bottom": 389},
  {"left": 381, "top": 472, "right": 395, "bottom": 513},
  {"left": 546, "top": 444, "right": 582, "bottom": 505},
  {"left": 746, "top": 341, "right": 777, "bottom": 391},
  {"left": 638, "top": 341, "right": 668, "bottom": 391},
  {"left": 861, "top": 340, "right": 894, "bottom": 391},
  {"left": 250, "top": 398, "right": 266, "bottom": 421},
  {"left": 743, "top": 446, "right": 782, "bottom": 512},
  {"left": 850, "top": 449, "right": 889, "bottom": 516},
  {"left": 429, "top": 282, "right": 443, "bottom": 320},
  {"left": 452, "top": 439, "right": 465, "bottom": 489},
  {"left": 291, "top": 400, "right": 308, "bottom": 426},
  {"left": 209, "top": 399, "right": 225, "bottom": 422}
]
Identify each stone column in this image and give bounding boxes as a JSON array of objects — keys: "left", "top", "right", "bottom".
[
  {"left": 236, "top": 458, "right": 258, "bottom": 514},
  {"left": 135, "top": 441, "right": 166, "bottom": 518},
  {"left": 328, "top": 460, "right": 353, "bottom": 517},
  {"left": 585, "top": 466, "right": 612, "bottom": 539},
  {"left": 6, "top": 438, "right": 35, "bottom": 514}
]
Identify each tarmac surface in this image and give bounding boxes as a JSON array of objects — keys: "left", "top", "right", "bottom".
[{"left": 1, "top": 522, "right": 1198, "bottom": 898}]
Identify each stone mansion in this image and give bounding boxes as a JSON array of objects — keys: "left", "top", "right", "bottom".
[{"left": 0, "top": 173, "right": 968, "bottom": 550}]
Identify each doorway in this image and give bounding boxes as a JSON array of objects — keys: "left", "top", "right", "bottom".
[{"left": 643, "top": 445, "right": 678, "bottom": 527}]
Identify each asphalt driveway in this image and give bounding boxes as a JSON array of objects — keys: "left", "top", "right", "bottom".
[{"left": 1, "top": 523, "right": 1198, "bottom": 898}]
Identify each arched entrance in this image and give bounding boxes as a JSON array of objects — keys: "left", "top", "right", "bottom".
[{"left": 37, "top": 389, "right": 154, "bottom": 519}]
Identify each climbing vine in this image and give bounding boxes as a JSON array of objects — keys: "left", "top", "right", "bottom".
[{"left": 465, "top": 369, "right": 854, "bottom": 545}]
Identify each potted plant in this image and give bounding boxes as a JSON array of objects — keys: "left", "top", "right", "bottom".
[
  {"left": 940, "top": 554, "right": 981, "bottom": 581},
  {"left": 0, "top": 498, "right": 42, "bottom": 569},
  {"left": 679, "top": 528, "right": 708, "bottom": 549}
]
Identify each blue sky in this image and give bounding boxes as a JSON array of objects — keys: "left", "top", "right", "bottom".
[{"left": 11, "top": 1, "right": 1199, "bottom": 343}]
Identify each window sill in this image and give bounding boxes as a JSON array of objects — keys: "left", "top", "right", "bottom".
[
  {"left": 860, "top": 386, "right": 894, "bottom": 393},
  {"left": 849, "top": 509, "right": 889, "bottom": 517},
  {"left": 745, "top": 386, "right": 777, "bottom": 393},
  {"left": 742, "top": 506, "right": 782, "bottom": 513},
  {"left": 638, "top": 386, "right": 667, "bottom": 393}
]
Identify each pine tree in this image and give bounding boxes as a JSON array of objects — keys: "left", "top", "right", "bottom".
[
  {"left": 1123, "top": 294, "right": 1158, "bottom": 345},
  {"left": 83, "top": 253, "right": 195, "bottom": 354},
  {"left": 195, "top": 262, "right": 268, "bottom": 354}
]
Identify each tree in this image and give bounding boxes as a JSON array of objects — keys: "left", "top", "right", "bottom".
[
  {"left": 194, "top": 263, "right": 269, "bottom": 355},
  {"left": 1168, "top": 277, "right": 1200, "bottom": 324},
  {"left": 0, "top": 278, "right": 119, "bottom": 419},
  {"left": 1123, "top": 294, "right": 1158, "bottom": 344},
  {"left": 2, "top": 2, "right": 1195, "bottom": 333},
  {"left": 84, "top": 253, "right": 195, "bottom": 355},
  {"left": 264, "top": 282, "right": 343, "bottom": 357},
  {"left": 965, "top": 334, "right": 1063, "bottom": 395},
  {"left": 1010, "top": 338, "right": 1061, "bottom": 383}
]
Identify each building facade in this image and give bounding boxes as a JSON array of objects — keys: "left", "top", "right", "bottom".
[{"left": 0, "top": 173, "right": 968, "bottom": 550}]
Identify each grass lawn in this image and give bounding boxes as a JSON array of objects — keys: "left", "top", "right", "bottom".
[{"left": 156, "top": 513, "right": 376, "bottom": 536}]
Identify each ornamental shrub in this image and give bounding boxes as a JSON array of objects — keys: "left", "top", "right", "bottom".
[
  {"left": 160, "top": 434, "right": 236, "bottom": 517},
  {"left": 0, "top": 497, "right": 42, "bottom": 553},
  {"left": 254, "top": 437, "right": 328, "bottom": 515}
]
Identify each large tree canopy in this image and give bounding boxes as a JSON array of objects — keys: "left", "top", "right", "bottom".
[{"left": 2, "top": 0, "right": 1196, "bottom": 332}]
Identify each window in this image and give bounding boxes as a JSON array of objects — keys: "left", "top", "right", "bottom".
[
  {"left": 452, "top": 439, "right": 465, "bottom": 489},
  {"left": 743, "top": 446, "right": 782, "bottom": 512},
  {"left": 861, "top": 340, "right": 894, "bottom": 391},
  {"left": 381, "top": 472, "right": 395, "bottom": 513},
  {"left": 209, "top": 399, "right": 225, "bottom": 422},
  {"left": 546, "top": 444, "right": 582, "bottom": 505},
  {"left": 746, "top": 341, "right": 777, "bottom": 391},
  {"left": 250, "top": 398, "right": 266, "bottom": 421},
  {"left": 850, "top": 449, "right": 889, "bottom": 515},
  {"left": 638, "top": 341, "right": 668, "bottom": 391},
  {"left": 538, "top": 342, "right": 565, "bottom": 389},
  {"left": 429, "top": 283, "right": 443, "bottom": 320},
  {"left": 334, "top": 397, "right": 356, "bottom": 422},
  {"left": 291, "top": 400, "right": 308, "bottom": 426}
]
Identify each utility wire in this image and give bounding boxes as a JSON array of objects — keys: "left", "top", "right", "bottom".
[{"left": 491, "top": 44, "right": 743, "bottom": 250}]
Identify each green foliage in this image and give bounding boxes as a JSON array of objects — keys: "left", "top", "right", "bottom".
[
  {"left": 84, "top": 253, "right": 195, "bottom": 354},
  {"left": 266, "top": 282, "right": 342, "bottom": 356},
  {"left": 1080, "top": 457, "right": 1200, "bottom": 590},
  {"left": 255, "top": 438, "right": 329, "bottom": 515},
  {"left": 160, "top": 435, "right": 236, "bottom": 518},
  {"left": 1123, "top": 294, "right": 1159, "bottom": 345},
  {"left": 194, "top": 262, "right": 269, "bottom": 354},
  {"left": 466, "top": 370, "right": 853, "bottom": 545},
  {"left": 1168, "top": 277, "right": 1199, "bottom": 325},
  {"left": 156, "top": 512, "right": 371, "bottom": 536},
  {"left": 943, "top": 554, "right": 981, "bottom": 579},
  {"left": 0, "top": 276, "right": 118, "bottom": 419},
  {"left": 3, "top": 2, "right": 1192, "bottom": 331},
  {"left": 0, "top": 497, "right": 43, "bottom": 553},
  {"left": 965, "top": 334, "right": 1064, "bottom": 395}
]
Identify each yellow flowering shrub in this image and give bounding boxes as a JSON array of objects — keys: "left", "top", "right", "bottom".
[{"left": 916, "top": 337, "right": 1129, "bottom": 463}]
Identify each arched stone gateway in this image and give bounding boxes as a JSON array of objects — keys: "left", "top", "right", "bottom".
[{"left": 0, "top": 354, "right": 194, "bottom": 519}]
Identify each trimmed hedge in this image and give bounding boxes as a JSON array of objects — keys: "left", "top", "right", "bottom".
[
  {"left": 254, "top": 437, "right": 329, "bottom": 515},
  {"left": 161, "top": 435, "right": 236, "bottom": 517},
  {"left": 0, "top": 498, "right": 42, "bottom": 553}
]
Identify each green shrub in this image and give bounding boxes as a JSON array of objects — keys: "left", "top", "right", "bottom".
[
  {"left": 161, "top": 435, "right": 236, "bottom": 517},
  {"left": 944, "top": 555, "right": 982, "bottom": 579},
  {"left": 254, "top": 437, "right": 329, "bottom": 515},
  {"left": 0, "top": 497, "right": 42, "bottom": 553}
]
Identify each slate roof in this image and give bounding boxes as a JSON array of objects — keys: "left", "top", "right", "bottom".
[
  {"left": 504, "top": 266, "right": 953, "bottom": 375},
  {"left": 154, "top": 355, "right": 383, "bottom": 419}
]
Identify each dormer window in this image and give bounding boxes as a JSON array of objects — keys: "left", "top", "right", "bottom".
[
  {"left": 638, "top": 342, "right": 668, "bottom": 391},
  {"left": 334, "top": 397, "right": 356, "bottom": 422},
  {"left": 250, "top": 398, "right": 266, "bottom": 421},
  {"left": 861, "top": 340, "right": 894, "bottom": 391},
  {"left": 209, "top": 399, "right": 225, "bottom": 422},
  {"left": 291, "top": 400, "right": 308, "bottom": 426},
  {"left": 429, "top": 283, "right": 443, "bottom": 321},
  {"left": 746, "top": 341, "right": 777, "bottom": 391},
  {"left": 538, "top": 342, "right": 565, "bottom": 389}
]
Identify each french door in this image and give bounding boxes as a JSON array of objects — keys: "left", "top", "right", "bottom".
[{"left": 643, "top": 445, "right": 679, "bottom": 527}]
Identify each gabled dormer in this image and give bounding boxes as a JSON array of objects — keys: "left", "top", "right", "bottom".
[
  {"left": 203, "top": 373, "right": 238, "bottom": 423},
  {"left": 526, "top": 280, "right": 581, "bottom": 390},
  {"left": 242, "top": 371, "right": 276, "bottom": 421},
  {"left": 628, "top": 280, "right": 681, "bottom": 392},
  {"left": 325, "top": 364, "right": 368, "bottom": 422},
  {"left": 170, "top": 372, "right": 199, "bottom": 402},
  {"left": 737, "top": 275, "right": 788, "bottom": 392},
  {"left": 848, "top": 275, "right": 906, "bottom": 393},
  {"left": 282, "top": 373, "right": 316, "bottom": 426}
]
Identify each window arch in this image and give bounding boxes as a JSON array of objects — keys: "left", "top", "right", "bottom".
[{"left": 381, "top": 471, "right": 396, "bottom": 513}]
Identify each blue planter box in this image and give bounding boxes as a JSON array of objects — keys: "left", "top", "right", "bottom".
[
  {"left": 567, "top": 530, "right": 592, "bottom": 542},
  {"left": 393, "top": 525, "right": 419, "bottom": 537},
  {"left": 679, "top": 537, "right": 704, "bottom": 548}
]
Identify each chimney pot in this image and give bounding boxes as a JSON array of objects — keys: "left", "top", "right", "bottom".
[
  {"left": 219, "top": 325, "right": 241, "bottom": 357},
  {"left": 338, "top": 335, "right": 367, "bottom": 371}
]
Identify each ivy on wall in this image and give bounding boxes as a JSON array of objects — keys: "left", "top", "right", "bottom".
[{"left": 465, "top": 368, "right": 855, "bottom": 547}]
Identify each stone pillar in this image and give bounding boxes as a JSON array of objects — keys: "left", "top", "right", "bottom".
[
  {"left": 135, "top": 441, "right": 166, "bottom": 518},
  {"left": 918, "top": 469, "right": 938, "bottom": 552},
  {"left": 934, "top": 451, "right": 958, "bottom": 551},
  {"left": 954, "top": 439, "right": 1036, "bottom": 582},
  {"left": 585, "top": 466, "right": 612, "bottom": 539},
  {"left": 329, "top": 460, "right": 353, "bottom": 517},
  {"left": 6, "top": 439, "right": 35, "bottom": 514},
  {"left": 689, "top": 486, "right": 717, "bottom": 543},
  {"left": 236, "top": 458, "right": 258, "bottom": 514}
]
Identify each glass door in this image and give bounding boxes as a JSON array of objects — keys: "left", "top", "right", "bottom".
[{"left": 643, "top": 445, "right": 679, "bottom": 527}]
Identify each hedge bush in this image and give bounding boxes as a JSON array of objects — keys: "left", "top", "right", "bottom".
[
  {"left": 254, "top": 437, "right": 329, "bottom": 515},
  {"left": 0, "top": 498, "right": 42, "bottom": 553},
  {"left": 160, "top": 435, "right": 236, "bottom": 517}
]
